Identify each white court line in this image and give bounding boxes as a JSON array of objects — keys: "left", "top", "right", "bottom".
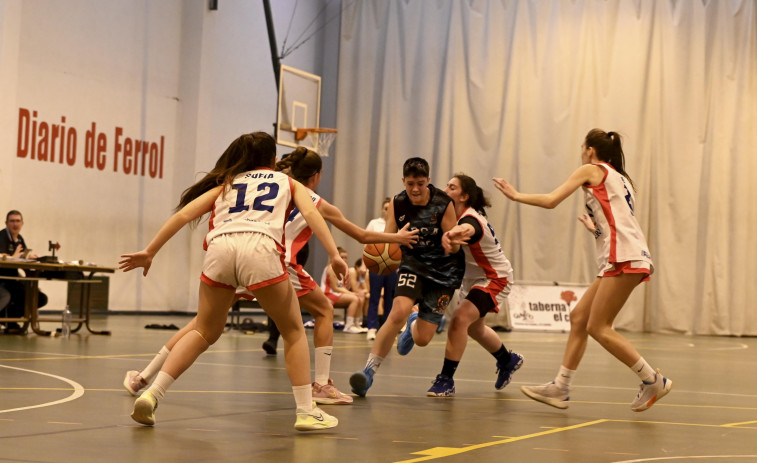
[{"left": 0, "top": 364, "right": 85, "bottom": 414}]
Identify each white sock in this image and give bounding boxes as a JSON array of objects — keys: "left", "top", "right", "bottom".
[
  {"left": 141, "top": 346, "right": 170, "bottom": 382},
  {"left": 292, "top": 384, "right": 312, "bottom": 411},
  {"left": 554, "top": 365, "right": 575, "bottom": 390},
  {"left": 314, "top": 346, "right": 333, "bottom": 385},
  {"left": 345, "top": 316, "right": 356, "bottom": 328},
  {"left": 631, "top": 357, "right": 656, "bottom": 383},
  {"left": 366, "top": 353, "right": 383, "bottom": 372},
  {"left": 146, "top": 371, "right": 175, "bottom": 402}
]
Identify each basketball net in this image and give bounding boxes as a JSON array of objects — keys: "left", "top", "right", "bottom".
[{"left": 295, "top": 128, "right": 337, "bottom": 157}]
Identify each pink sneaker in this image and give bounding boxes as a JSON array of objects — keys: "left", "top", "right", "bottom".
[
  {"left": 312, "top": 379, "right": 354, "bottom": 405},
  {"left": 123, "top": 370, "right": 148, "bottom": 396}
]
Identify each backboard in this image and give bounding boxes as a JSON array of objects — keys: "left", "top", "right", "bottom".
[{"left": 276, "top": 65, "right": 322, "bottom": 150}]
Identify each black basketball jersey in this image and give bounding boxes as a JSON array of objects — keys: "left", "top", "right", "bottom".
[{"left": 393, "top": 184, "right": 465, "bottom": 287}]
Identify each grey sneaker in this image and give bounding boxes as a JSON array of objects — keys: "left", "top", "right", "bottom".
[
  {"left": 630, "top": 369, "right": 672, "bottom": 412},
  {"left": 521, "top": 381, "right": 570, "bottom": 409},
  {"left": 294, "top": 403, "right": 338, "bottom": 431},
  {"left": 123, "top": 370, "right": 147, "bottom": 396}
]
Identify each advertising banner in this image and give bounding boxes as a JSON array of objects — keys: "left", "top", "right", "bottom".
[{"left": 508, "top": 283, "right": 589, "bottom": 332}]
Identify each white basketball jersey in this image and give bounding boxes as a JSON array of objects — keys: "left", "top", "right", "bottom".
[
  {"left": 204, "top": 169, "right": 294, "bottom": 249},
  {"left": 458, "top": 208, "right": 514, "bottom": 282},
  {"left": 284, "top": 187, "right": 322, "bottom": 265},
  {"left": 583, "top": 162, "right": 653, "bottom": 268}
]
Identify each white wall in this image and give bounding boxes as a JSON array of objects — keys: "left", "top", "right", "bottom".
[{"left": 0, "top": 0, "right": 340, "bottom": 312}]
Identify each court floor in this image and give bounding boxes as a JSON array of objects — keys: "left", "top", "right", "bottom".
[{"left": 1, "top": 314, "right": 756, "bottom": 463}]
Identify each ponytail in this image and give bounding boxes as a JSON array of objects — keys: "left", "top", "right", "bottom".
[
  {"left": 275, "top": 147, "right": 322, "bottom": 183},
  {"left": 584, "top": 129, "right": 635, "bottom": 191}
]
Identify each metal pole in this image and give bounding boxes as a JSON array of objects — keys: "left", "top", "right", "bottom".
[{"left": 262, "top": 0, "right": 281, "bottom": 91}]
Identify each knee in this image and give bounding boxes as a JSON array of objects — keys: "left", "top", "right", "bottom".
[
  {"left": 194, "top": 328, "right": 221, "bottom": 346},
  {"left": 585, "top": 321, "right": 611, "bottom": 343}
]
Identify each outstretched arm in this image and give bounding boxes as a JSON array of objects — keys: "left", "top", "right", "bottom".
[
  {"left": 119, "top": 185, "right": 222, "bottom": 276},
  {"left": 318, "top": 199, "right": 417, "bottom": 247},
  {"left": 440, "top": 202, "right": 461, "bottom": 254},
  {"left": 442, "top": 222, "right": 475, "bottom": 254},
  {"left": 493, "top": 164, "right": 603, "bottom": 209},
  {"left": 293, "top": 182, "right": 348, "bottom": 281}
]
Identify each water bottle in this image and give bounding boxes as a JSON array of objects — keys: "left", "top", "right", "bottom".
[{"left": 61, "top": 306, "right": 72, "bottom": 338}]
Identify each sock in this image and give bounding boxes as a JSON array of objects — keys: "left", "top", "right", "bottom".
[
  {"left": 292, "top": 384, "right": 312, "bottom": 411},
  {"left": 147, "top": 371, "right": 175, "bottom": 402},
  {"left": 554, "top": 365, "right": 575, "bottom": 390},
  {"left": 491, "top": 344, "right": 510, "bottom": 366},
  {"left": 141, "top": 346, "right": 170, "bottom": 382},
  {"left": 441, "top": 358, "right": 459, "bottom": 378},
  {"left": 366, "top": 353, "right": 383, "bottom": 372},
  {"left": 314, "top": 346, "right": 333, "bottom": 385},
  {"left": 631, "top": 357, "right": 656, "bottom": 383},
  {"left": 345, "top": 316, "right": 356, "bottom": 328}
]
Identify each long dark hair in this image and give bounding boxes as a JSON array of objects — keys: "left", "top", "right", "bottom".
[
  {"left": 275, "top": 147, "right": 322, "bottom": 183},
  {"left": 584, "top": 128, "right": 635, "bottom": 190},
  {"left": 177, "top": 132, "right": 276, "bottom": 212},
  {"left": 453, "top": 173, "right": 491, "bottom": 216}
]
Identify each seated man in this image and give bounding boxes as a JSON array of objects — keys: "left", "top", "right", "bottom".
[{"left": 0, "top": 210, "right": 48, "bottom": 334}]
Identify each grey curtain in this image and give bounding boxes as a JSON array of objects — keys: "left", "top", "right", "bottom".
[{"left": 333, "top": 0, "right": 757, "bottom": 335}]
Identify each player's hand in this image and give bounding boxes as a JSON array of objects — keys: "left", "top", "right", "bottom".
[
  {"left": 396, "top": 223, "right": 418, "bottom": 248},
  {"left": 442, "top": 229, "right": 467, "bottom": 254},
  {"left": 577, "top": 214, "right": 596, "bottom": 233},
  {"left": 492, "top": 177, "right": 518, "bottom": 201},
  {"left": 119, "top": 250, "right": 154, "bottom": 276},
  {"left": 330, "top": 254, "right": 349, "bottom": 285}
]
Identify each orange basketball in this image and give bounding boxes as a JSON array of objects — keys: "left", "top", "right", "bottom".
[{"left": 362, "top": 243, "right": 402, "bottom": 276}]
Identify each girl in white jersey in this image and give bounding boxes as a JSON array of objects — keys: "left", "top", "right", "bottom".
[
  {"left": 425, "top": 174, "right": 524, "bottom": 397},
  {"left": 122, "top": 147, "right": 417, "bottom": 407},
  {"left": 493, "top": 128, "right": 671, "bottom": 412},
  {"left": 118, "top": 132, "right": 348, "bottom": 431}
]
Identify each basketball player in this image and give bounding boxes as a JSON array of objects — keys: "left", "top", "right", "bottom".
[
  {"left": 123, "top": 147, "right": 417, "bottom": 406},
  {"left": 426, "top": 174, "right": 523, "bottom": 397},
  {"left": 119, "top": 132, "right": 347, "bottom": 430},
  {"left": 493, "top": 128, "right": 671, "bottom": 411},
  {"left": 349, "top": 157, "right": 465, "bottom": 397}
]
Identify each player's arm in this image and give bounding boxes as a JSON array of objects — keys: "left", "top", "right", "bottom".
[
  {"left": 493, "top": 164, "right": 604, "bottom": 209},
  {"left": 318, "top": 199, "right": 417, "bottom": 247},
  {"left": 293, "top": 182, "right": 348, "bottom": 281},
  {"left": 119, "top": 185, "right": 222, "bottom": 276},
  {"left": 440, "top": 202, "right": 461, "bottom": 254}
]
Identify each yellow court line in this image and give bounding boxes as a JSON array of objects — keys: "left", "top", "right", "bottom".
[
  {"left": 0, "top": 349, "right": 267, "bottom": 362},
  {"left": 394, "top": 417, "right": 757, "bottom": 463},
  {"left": 393, "top": 419, "right": 608, "bottom": 463},
  {"left": 722, "top": 420, "right": 757, "bottom": 427}
]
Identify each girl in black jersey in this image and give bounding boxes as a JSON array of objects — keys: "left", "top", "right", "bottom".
[{"left": 350, "top": 158, "right": 465, "bottom": 397}]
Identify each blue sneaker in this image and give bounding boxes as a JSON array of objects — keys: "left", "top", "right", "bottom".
[
  {"left": 397, "top": 312, "right": 418, "bottom": 355},
  {"left": 495, "top": 351, "right": 524, "bottom": 390},
  {"left": 349, "top": 367, "right": 375, "bottom": 397},
  {"left": 426, "top": 374, "right": 455, "bottom": 397},
  {"left": 436, "top": 315, "right": 446, "bottom": 334}
]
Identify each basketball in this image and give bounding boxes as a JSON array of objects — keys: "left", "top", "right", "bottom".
[{"left": 362, "top": 243, "right": 402, "bottom": 276}]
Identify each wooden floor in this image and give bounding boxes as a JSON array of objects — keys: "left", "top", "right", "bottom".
[{"left": 1, "top": 314, "right": 756, "bottom": 463}]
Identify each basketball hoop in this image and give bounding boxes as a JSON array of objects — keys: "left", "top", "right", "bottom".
[{"left": 295, "top": 127, "right": 338, "bottom": 157}]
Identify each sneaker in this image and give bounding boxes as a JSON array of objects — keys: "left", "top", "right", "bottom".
[
  {"left": 131, "top": 391, "right": 158, "bottom": 426},
  {"left": 312, "top": 379, "right": 354, "bottom": 405},
  {"left": 521, "top": 382, "right": 570, "bottom": 409},
  {"left": 366, "top": 328, "right": 377, "bottom": 341},
  {"left": 494, "top": 351, "right": 524, "bottom": 390},
  {"left": 343, "top": 324, "right": 363, "bottom": 334},
  {"left": 397, "top": 312, "right": 418, "bottom": 355},
  {"left": 262, "top": 339, "right": 278, "bottom": 356},
  {"left": 123, "top": 370, "right": 148, "bottom": 396},
  {"left": 349, "top": 367, "right": 375, "bottom": 397},
  {"left": 630, "top": 369, "right": 672, "bottom": 412},
  {"left": 294, "top": 403, "right": 338, "bottom": 431},
  {"left": 436, "top": 316, "right": 446, "bottom": 334},
  {"left": 427, "top": 374, "right": 455, "bottom": 397}
]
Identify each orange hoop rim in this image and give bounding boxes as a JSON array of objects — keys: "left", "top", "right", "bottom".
[{"left": 295, "top": 127, "right": 338, "bottom": 141}]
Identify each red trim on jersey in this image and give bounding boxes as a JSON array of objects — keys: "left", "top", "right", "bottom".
[
  {"left": 602, "top": 261, "right": 651, "bottom": 282},
  {"left": 245, "top": 272, "right": 289, "bottom": 291},
  {"left": 203, "top": 193, "right": 221, "bottom": 250},
  {"left": 585, "top": 165, "right": 617, "bottom": 263},
  {"left": 290, "top": 263, "right": 317, "bottom": 295},
  {"left": 460, "top": 209, "right": 498, "bottom": 279}
]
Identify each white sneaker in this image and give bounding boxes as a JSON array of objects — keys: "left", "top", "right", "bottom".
[
  {"left": 366, "top": 328, "right": 377, "bottom": 341},
  {"left": 294, "top": 403, "right": 338, "bottom": 431},
  {"left": 343, "top": 324, "right": 363, "bottom": 334},
  {"left": 630, "top": 369, "right": 672, "bottom": 412},
  {"left": 521, "top": 381, "right": 570, "bottom": 409}
]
